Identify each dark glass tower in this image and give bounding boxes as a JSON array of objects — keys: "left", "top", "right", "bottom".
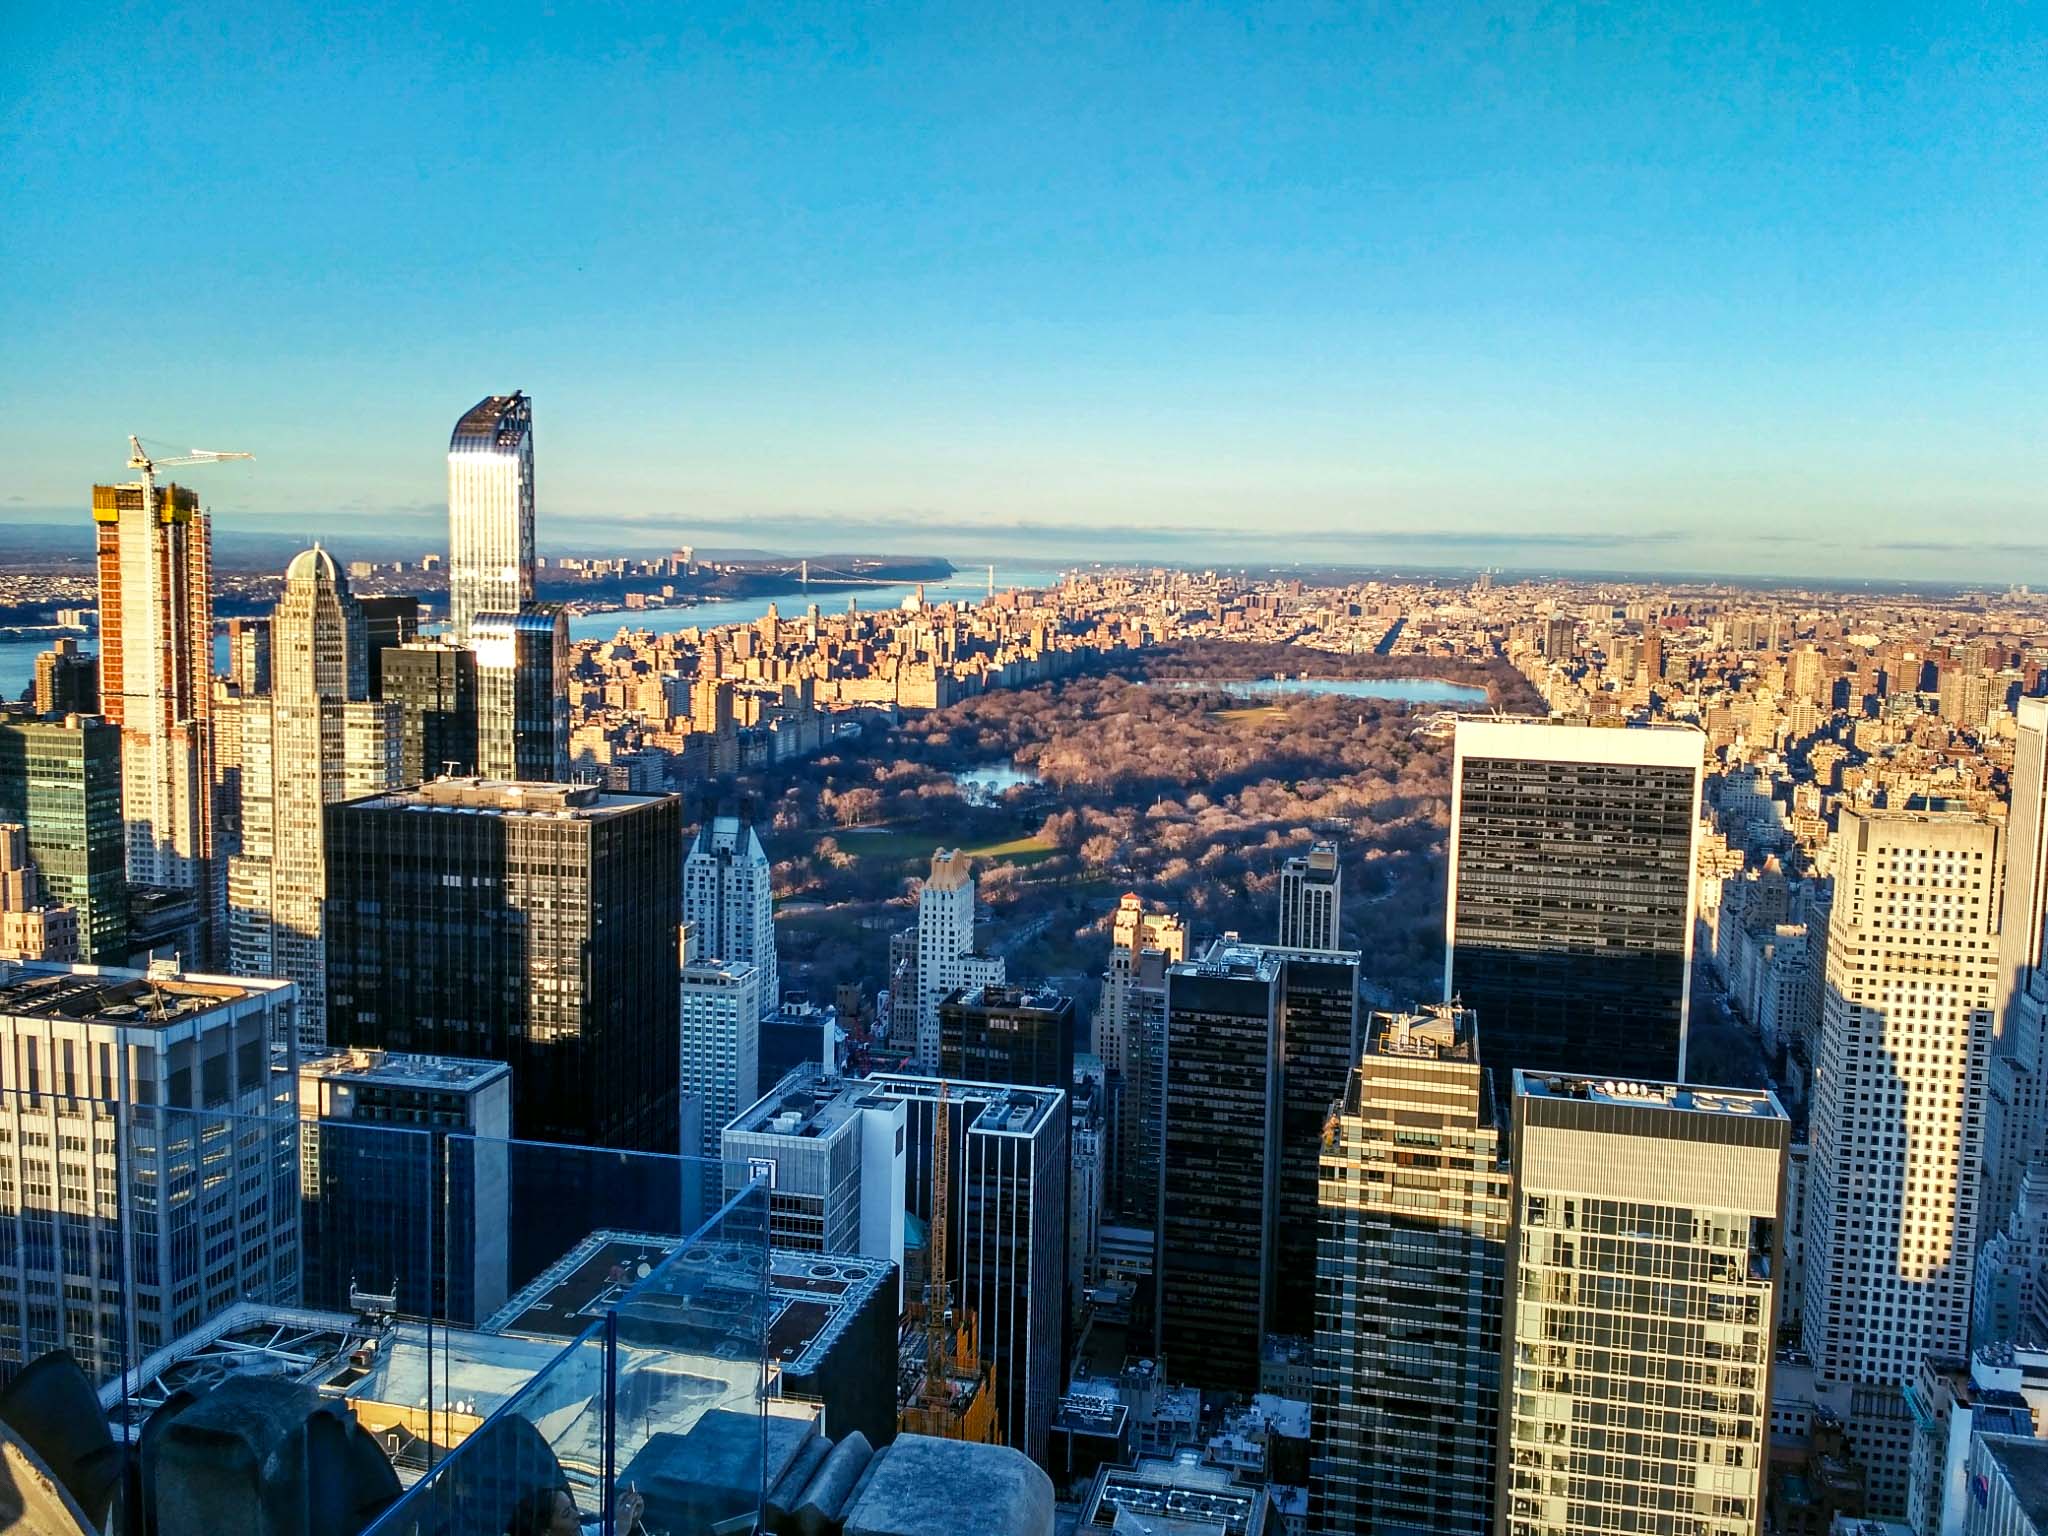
[
  {"left": 1157, "top": 941, "right": 1282, "bottom": 1393},
  {"left": 324, "top": 778, "right": 682, "bottom": 1151},
  {"left": 1446, "top": 719, "right": 1703, "bottom": 1098},
  {"left": 1270, "top": 945, "right": 1360, "bottom": 1322},
  {"left": 381, "top": 642, "right": 479, "bottom": 784},
  {"left": 356, "top": 594, "right": 420, "bottom": 699},
  {"left": 938, "top": 983, "right": 1076, "bottom": 1091},
  {"left": 472, "top": 606, "right": 569, "bottom": 784},
  {"left": 0, "top": 711, "right": 128, "bottom": 961}
]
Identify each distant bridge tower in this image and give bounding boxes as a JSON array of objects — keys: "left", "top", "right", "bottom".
[
  {"left": 801, "top": 558, "right": 809, "bottom": 590},
  {"left": 987, "top": 564, "right": 995, "bottom": 598}
]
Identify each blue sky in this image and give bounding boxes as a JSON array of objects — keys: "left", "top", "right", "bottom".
[{"left": 4, "top": 1, "right": 2045, "bottom": 579}]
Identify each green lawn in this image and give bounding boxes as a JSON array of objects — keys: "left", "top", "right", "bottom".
[{"left": 1211, "top": 703, "right": 1287, "bottom": 725}]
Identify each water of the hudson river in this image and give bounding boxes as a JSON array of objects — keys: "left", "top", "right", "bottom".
[{"left": 0, "top": 566, "right": 1070, "bottom": 699}]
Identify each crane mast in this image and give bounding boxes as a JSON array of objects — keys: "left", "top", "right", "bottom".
[{"left": 924, "top": 1082, "right": 951, "bottom": 1410}]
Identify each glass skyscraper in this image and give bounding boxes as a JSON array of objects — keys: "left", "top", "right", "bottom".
[
  {"left": 446, "top": 392, "right": 535, "bottom": 645},
  {"left": 472, "top": 605, "right": 569, "bottom": 783},
  {"left": 0, "top": 712, "right": 127, "bottom": 962},
  {"left": 323, "top": 777, "right": 682, "bottom": 1152},
  {"left": 1446, "top": 718, "right": 1704, "bottom": 1098}
]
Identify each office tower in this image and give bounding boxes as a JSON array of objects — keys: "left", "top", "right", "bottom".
[
  {"left": 91, "top": 475, "right": 215, "bottom": 909},
  {"left": 31, "top": 638, "right": 96, "bottom": 717},
  {"left": 229, "top": 549, "right": 399, "bottom": 1050},
  {"left": 683, "top": 814, "right": 780, "bottom": 1006},
  {"left": 1542, "top": 614, "right": 1575, "bottom": 658},
  {"left": 1270, "top": 945, "right": 1361, "bottom": 1322},
  {"left": 0, "top": 960, "right": 298, "bottom": 1378},
  {"left": 1313, "top": 1005, "right": 1507, "bottom": 1536},
  {"left": 297, "top": 1048, "right": 512, "bottom": 1325},
  {"left": 447, "top": 392, "right": 535, "bottom": 644},
  {"left": 1158, "top": 940, "right": 1282, "bottom": 1392},
  {"left": 225, "top": 616, "right": 271, "bottom": 695},
  {"left": 1069, "top": 1062, "right": 1108, "bottom": 1301},
  {"left": 916, "top": 850, "right": 1005, "bottom": 1070},
  {"left": 679, "top": 957, "right": 762, "bottom": 1162},
  {"left": 324, "top": 778, "right": 682, "bottom": 1151},
  {"left": 381, "top": 642, "right": 479, "bottom": 783},
  {"left": 1277, "top": 841, "right": 1342, "bottom": 952},
  {"left": 722, "top": 1067, "right": 907, "bottom": 1293},
  {"left": 1499, "top": 1073, "right": 1785, "bottom": 1536},
  {"left": 1099, "top": 894, "right": 1186, "bottom": 1221},
  {"left": 0, "top": 824, "right": 79, "bottom": 962},
  {"left": 471, "top": 606, "right": 569, "bottom": 783},
  {"left": 1988, "top": 698, "right": 2048, "bottom": 1233},
  {"left": 0, "top": 713, "right": 127, "bottom": 962},
  {"left": 1446, "top": 718, "right": 1703, "bottom": 1096},
  {"left": 355, "top": 594, "right": 419, "bottom": 699},
  {"left": 869, "top": 1072, "right": 1067, "bottom": 1464},
  {"left": 938, "top": 983, "right": 1076, "bottom": 1091},
  {"left": 1804, "top": 808, "right": 2004, "bottom": 1511}
]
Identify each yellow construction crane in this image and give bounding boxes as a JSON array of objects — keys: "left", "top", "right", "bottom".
[
  {"left": 125, "top": 435, "right": 253, "bottom": 499},
  {"left": 924, "top": 1081, "right": 951, "bottom": 1413}
]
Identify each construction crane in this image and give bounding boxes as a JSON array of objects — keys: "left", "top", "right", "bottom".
[
  {"left": 924, "top": 1081, "right": 951, "bottom": 1413},
  {"left": 126, "top": 435, "right": 253, "bottom": 499}
]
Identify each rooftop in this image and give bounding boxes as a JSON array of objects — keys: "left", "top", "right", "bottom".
[
  {"left": 1454, "top": 714, "right": 1707, "bottom": 769},
  {"left": 726, "top": 1068, "right": 890, "bottom": 1141},
  {"left": 487, "top": 1229, "right": 890, "bottom": 1377},
  {"left": 1981, "top": 1435, "right": 2048, "bottom": 1529},
  {"left": 865, "top": 1073, "right": 1066, "bottom": 1137},
  {"left": 448, "top": 391, "right": 531, "bottom": 451},
  {"left": 0, "top": 961, "right": 281, "bottom": 1027},
  {"left": 300, "top": 1048, "right": 510, "bottom": 1093},
  {"left": 345, "top": 776, "right": 670, "bottom": 820},
  {"left": 1083, "top": 1453, "right": 1268, "bottom": 1536},
  {"left": 1368, "top": 1004, "right": 1477, "bottom": 1061},
  {"left": 1516, "top": 1070, "right": 1786, "bottom": 1121}
]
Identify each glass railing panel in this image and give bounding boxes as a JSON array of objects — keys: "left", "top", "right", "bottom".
[
  {"left": 359, "top": 1318, "right": 614, "bottom": 1536},
  {"left": 608, "top": 1169, "right": 776, "bottom": 1536}
]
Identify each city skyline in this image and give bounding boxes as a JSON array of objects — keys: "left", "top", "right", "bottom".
[{"left": 7, "top": 4, "right": 2047, "bottom": 582}]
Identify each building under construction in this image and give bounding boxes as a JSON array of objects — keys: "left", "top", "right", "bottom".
[{"left": 894, "top": 1081, "right": 998, "bottom": 1443}]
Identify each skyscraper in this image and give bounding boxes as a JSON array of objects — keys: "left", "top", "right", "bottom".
[
  {"left": 472, "top": 605, "right": 569, "bottom": 783},
  {"left": 31, "top": 638, "right": 96, "bottom": 718},
  {"left": 1803, "top": 807, "right": 2004, "bottom": 1510},
  {"left": 0, "top": 959, "right": 299, "bottom": 1379},
  {"left": 91, "top": 475, "right": 215, "bottom": 914},
  {"left": 915, "top": 850, "right": 1004, "bottom": 1069},
  {"left": 1158, "top": 940, "right": 1282, "bottom": 1392},
  {"left": 1270, "top": 945, "right": 1360, "bottom": 1322},
  {"left": 356, "top": 594, "right": 419, "bottom": 699},
  {"left": 1313, "top": 1004, "right": 1507, "bottom": 1536},
  {"left": 869, "top": 1072, "right": 1068, "bottom": 1465},
  {"left": 1987, "top": 697, "right": 2048, "bottom": 1234},
  {"left": 1446, "top": 718, "right": 1703, "bottom": 1096},
  {"left": 447, "top": 392, "right": 535, "bottom": 645},
  {"left": 1277, "top": 841, "right": 1342, "bottom": 952},
  {"left": 682, "top": 814, "right": 780, "bottom": 1006},
  {"left": 1499, "top": 1072, "right": 1786, "bottom": 1536},
  {"left": 324, "top": 777, "right": 682, "bottom": 1151},
  {"left": 229, "top": 548, "right": 399, "bottom": 1049},
  {"left": 679, "top": 956, "right": 763, "bottom": 1162},
  {"left": 938, "top": 983, "right": 1076, "bottom": 1092},
  {"left": 0, "top": 713, "right": 126, "bottom": 962},
  {"left": 297, "top": 1047, "right": 512, "bottom": 1326},
  {"left": 381, "top": 641, "right": 479, "bottom": 784},
  {"left": 1098, "top": 894, "right": 1185, "bottom": 1222}
]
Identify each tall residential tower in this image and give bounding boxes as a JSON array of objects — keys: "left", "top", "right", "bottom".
[{"left": 447, "top": 393, "right": 535, "bottom": 644}]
